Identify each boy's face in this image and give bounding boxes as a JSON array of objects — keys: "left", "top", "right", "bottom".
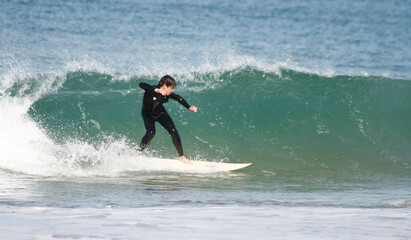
[{"left": 160, "top": 85, "right": 174, "bottom": 96}]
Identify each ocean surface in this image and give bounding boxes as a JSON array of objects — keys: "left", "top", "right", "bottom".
[{"left": 1, "top": 0, "right": 410, "bottom": 239}]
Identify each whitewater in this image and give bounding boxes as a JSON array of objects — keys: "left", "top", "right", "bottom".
[{"left": 1, "top": 0, "right": 410, "bottom": 239}]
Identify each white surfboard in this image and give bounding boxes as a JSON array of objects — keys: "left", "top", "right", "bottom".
[{"left": 151, "top": 158, "right": 251, "bottom": 172}]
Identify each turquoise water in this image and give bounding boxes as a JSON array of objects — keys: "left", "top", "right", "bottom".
[
  {"left": 1, "top": 0, "right": 410, "bottom": 239},
  {"left": 24, "top": 69, "right": 411, "bottom": 177}
]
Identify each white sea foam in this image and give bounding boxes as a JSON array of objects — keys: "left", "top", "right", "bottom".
[
  {"left": 0, "top": 96, "right": 223, "bottom": 176},
  {"left": 0, "top": 106, "right": 219, "bottom": 177},
  {"left": 61, "top": 48, "right": 339, "bottom": 83},
  {"left": 0, "top": 205, "right": 409, "bottom": 240},
  {"left": 0, "top": 67, "right": 148, "bottom": 176},
  {"left": 63, "top": 56, "right": 116, "bottom": 76},
  {"left": 0, "top": 61, "right": 232, "bottom": 177},
  {"left": 0, "top": 98, "right": 57, "bottom": 175}
]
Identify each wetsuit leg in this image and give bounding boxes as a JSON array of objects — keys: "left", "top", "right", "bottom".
[
  {"left": 139, "top": 113, "right": 156, "bottom": 151},
  {"left": 157, "top": 112, "right": 184, "bottom": 156}
]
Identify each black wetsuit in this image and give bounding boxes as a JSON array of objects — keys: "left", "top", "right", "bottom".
[{"left": 139, "top": 82, "right": 191, "bottom": 156}]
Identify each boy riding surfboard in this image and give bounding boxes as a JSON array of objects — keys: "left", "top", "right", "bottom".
[{"left": 138, "top": 75, "right": 197, "bottom": 164}]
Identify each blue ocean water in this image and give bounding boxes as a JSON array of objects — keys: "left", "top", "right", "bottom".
[{"left": 1, "top": 0, "right": 410, "bottom": 239}]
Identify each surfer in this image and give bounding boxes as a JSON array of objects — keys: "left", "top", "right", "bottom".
[{"left": 138, "top": 75, "right": 197, "bottom": 164}]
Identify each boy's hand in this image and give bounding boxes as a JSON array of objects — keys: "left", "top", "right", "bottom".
[
  {"left": 189, "top": 106, "right": 198, "bottom": 112},
  {"left": 154, "top": 88, "right": 167, "bottom": 95}
]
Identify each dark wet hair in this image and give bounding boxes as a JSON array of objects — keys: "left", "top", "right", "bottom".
[{"left": 158, "top": 75, "right": 176, "bottom": 88}]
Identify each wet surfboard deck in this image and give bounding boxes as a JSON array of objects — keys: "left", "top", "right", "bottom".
[{"left": 151, "top": 158, "right": 252, "bottom": 172}]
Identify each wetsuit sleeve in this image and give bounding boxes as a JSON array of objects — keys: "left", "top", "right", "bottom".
[
  {"left": 169, "top": 93, "right": 191, "bottom": 109},
  {"left": 139, "top": 82, "right": 156, "bottom": 92}
]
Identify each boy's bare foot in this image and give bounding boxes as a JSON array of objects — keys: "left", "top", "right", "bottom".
[{"left": 179, "top": 156, "right": 192, "bottom": 164}]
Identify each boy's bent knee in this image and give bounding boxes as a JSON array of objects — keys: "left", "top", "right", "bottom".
[{"left": 146, "top": 130, "right": 155, "bottom": 137}]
